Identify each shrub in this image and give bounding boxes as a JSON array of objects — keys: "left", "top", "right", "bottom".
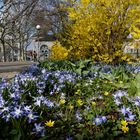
[{"left": 50, "top": 41, "right": 69, "bottom": 60}]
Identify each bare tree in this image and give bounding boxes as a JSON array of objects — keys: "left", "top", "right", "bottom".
[
  {"left": 0, "top": 0, "right": 70, "bottom": 62},
  {"left": 0, "top": 0, "right": 38, "bottom": 62}
]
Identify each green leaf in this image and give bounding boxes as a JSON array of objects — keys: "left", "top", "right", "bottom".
[
  {"left": 75, "top": 134, "right": 84, "bottom": 140},
  {"left": 113, "top": 131, "right": 122, "bottom": 136},
  {"left": 76, "top": 69, "right": 82, "bottom": 75},
  {"left": 83, "top": 70, "right": 89, "bottom": 75},
  {"left": 10, "top": 129, "right": 18, "bottom": 135}
]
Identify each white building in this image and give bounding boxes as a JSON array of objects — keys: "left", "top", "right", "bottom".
[
  {"left": 28, "top": 35, "right": 56, "bottom": 61},
  {"left": 0, "top": 34, "right": 56, "bottom": 62}
]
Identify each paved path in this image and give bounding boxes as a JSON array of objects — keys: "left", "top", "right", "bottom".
[
  {"left": 0, "top": 61, "right": 38, "bottom": 72},
  {"left": 0, "top": 72, "right": 18, "bottom": 79}
]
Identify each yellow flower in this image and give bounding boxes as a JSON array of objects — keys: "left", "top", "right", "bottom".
[
  {"left": 128, "top": 121, "right": 137, "bottom": 125},
  {"left": 104, "top": 91, "right": 109, "bottom": 96},
  {"left": 121, "top": 120, "right": 128, "bottom": 126},
  {"left": 77, "top": 99, "right": 83, "bottom": 106},
  {"left": 64, "top": 52, "right": 68, "bottom": 57},
  {"left": 68, "top": 104, "right": 74, "bottom": 110},
  {"left": 128, "top": 61, "right": 133, "bottom": 65},
  {"left": 59, "top": 99, "right": 66, "bottom": 105},
  {"left": 69, "top": 12, "right": 76, "bottom": 20},
  {"left": 91, "top": 101, "right": 96, "bottom": 106},
  {"left": 75, "top": 89, "right": 80, "bottom": 95},
  {"left": 81, "top": 0, "right": 90, "bottom": 6},
  {"left": 119, "top": 81, "right": 123, "bottom": 84},
  {"left": 121, "top": 125, "right": 129, "bottom": 133},
  {"left": 45, "top": 120, "right": 55, "bottom": 127},
  {"left": 137, "top": 127, "right": 140, "bottom": 136},
  {"left": 121, "top": 55, "right": 127, "bottom": 61}
]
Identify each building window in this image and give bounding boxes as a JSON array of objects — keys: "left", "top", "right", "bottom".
[{"left": 40, "top": 45, "right": 49, "bottom": 56}]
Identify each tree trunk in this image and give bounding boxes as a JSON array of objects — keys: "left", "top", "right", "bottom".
[
  {"left": 22, "top": 46, "right": 25, "bottom": 61},
  {"left": 19, "top": 43, "right": 22, "bottom": 61},
  {"left": 1, "top": 40, "right": 6, "bottom": 62}
]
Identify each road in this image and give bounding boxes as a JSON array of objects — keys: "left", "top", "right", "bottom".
[{"left": 0, "top": 61, "right": 39, "bottom": 73}]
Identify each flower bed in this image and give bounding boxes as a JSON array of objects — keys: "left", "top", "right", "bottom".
[{"left": 0, "top": 60, "right": 140, "bottom": 139}]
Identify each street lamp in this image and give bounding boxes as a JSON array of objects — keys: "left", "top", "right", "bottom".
[{"left": 36, "top": 25, "right": 41, "bottom": 61}]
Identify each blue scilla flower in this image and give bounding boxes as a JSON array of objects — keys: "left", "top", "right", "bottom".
[
  {"left": 24, "top": 105, "right": 32, "bottom": 113},
  {"left": 36, "top": 82, "right": 46, "bottom": 90},
  {"left": 125, "top": 113, "right": 136, "bottom": 121},
  {"left": 25, "top": 64, "right": 41, "bottom": 76},
  {"left": 101, "top": 65, "right": 111, "bottom": 74},
  {"left": 9, "top": 92, "right": 21, "bottom": 101},
  {"left": 0, "top": 106, "right": 10, "bottom": 115},
  {"left": 33, "top": 123, "right": 45, "bottom": 137},
  {"left": 0, "top": 94, "right": 5, "bottom": 108},
  {"left": 114, "top": 98, "right": 121, "bottom": 106},
  {"left": 133, "top": 96, "right": 140, "bottom": 106},
  {"left": 37, "top": 89, "right": 44, "bottom": 94},
  {"left": 113, "top": 90, "right": 127, "bottom": 99},
  {"left": 11, "top": 106, "right": 23, "bottom": 119},
  {"left": 94, "top": 116, "right": 103, "bottom": 126},
  {"left": 0, "top": 81, "right": 9, "bottom": 91},
  {"left": 102, "top": 116, "right": 107, "bottom": 123},
  {"left": 66, "top": 135, "right": 73, "bottom": 140},
  {"left": 44, "top": 99, "right": 54, "bottom": 108},
  {"left": 2, "top": 113, "right": 11, "bottom": 122},
  {"left": 34, "top": 97, "right": 43, "bottom": 107},
  {"left": 75, "top": 111, "right": 82, "bottom": 121},
  {"left": 27, "top": 111, "right": 38, "bottom": 123},
  {"left": 119, "top": 106, "right": 132, "bottom": 116}
]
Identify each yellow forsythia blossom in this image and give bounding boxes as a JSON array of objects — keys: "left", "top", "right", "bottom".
[
  {"left": 50, "top": 41, "right": 69, "bottom": 60},
  {"left": 66, "top": 0, "right": 140, "bottom": 64},
  {"left": 45, "top": 120, "right": 55, "bottom": 127}
]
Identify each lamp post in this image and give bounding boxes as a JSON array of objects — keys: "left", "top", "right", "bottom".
[{"left": 36, "top": 25, "right": 41, "bottom": 61}]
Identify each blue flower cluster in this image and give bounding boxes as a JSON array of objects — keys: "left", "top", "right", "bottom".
[
  {"left": 0, "top": 63, "right": 140, "bottom": 139},
  {"left": 0, "top": 65, "right": 81, "bottom": 137}
]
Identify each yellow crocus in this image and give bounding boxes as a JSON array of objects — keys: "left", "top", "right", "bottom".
[
  {"left": 137, "top": 127, "right": 140, "bottom": 136},
  {"left": 77, "top": 99, "right": 83, "bottom": 106},
  {"left": 91, "top": 101, "right": 96, "bottom": 106},
  {"left": 45, "top": 120, "right": 55, "bottom": 127},
  {"left": 121, "top": 126, "right": 129, "bottom": 133},
  {"left": 60, "top": 99, "right": 66, "bottom": 105},
  {"left": 104, "top": 91, "right": 109, "bottom": 96},
  {"left": 121, "top": 120, "right": 128, "bottom": 126},
  {"left": 75, "top": 89, "right": 81, "bottom": 95},
  {"left": 128, "top": 121, "right": 137, "bottom": 125},
  {"left": 68, "top": 104, "right": 74, "bottom": 110}
]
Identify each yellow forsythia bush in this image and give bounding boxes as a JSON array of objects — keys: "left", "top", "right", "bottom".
[
  {"left": 65, "top": 0, "right": 140, "bottom": 64},
  {"left": 50, "top": 42, "right": 69, "bottom": 60}
]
